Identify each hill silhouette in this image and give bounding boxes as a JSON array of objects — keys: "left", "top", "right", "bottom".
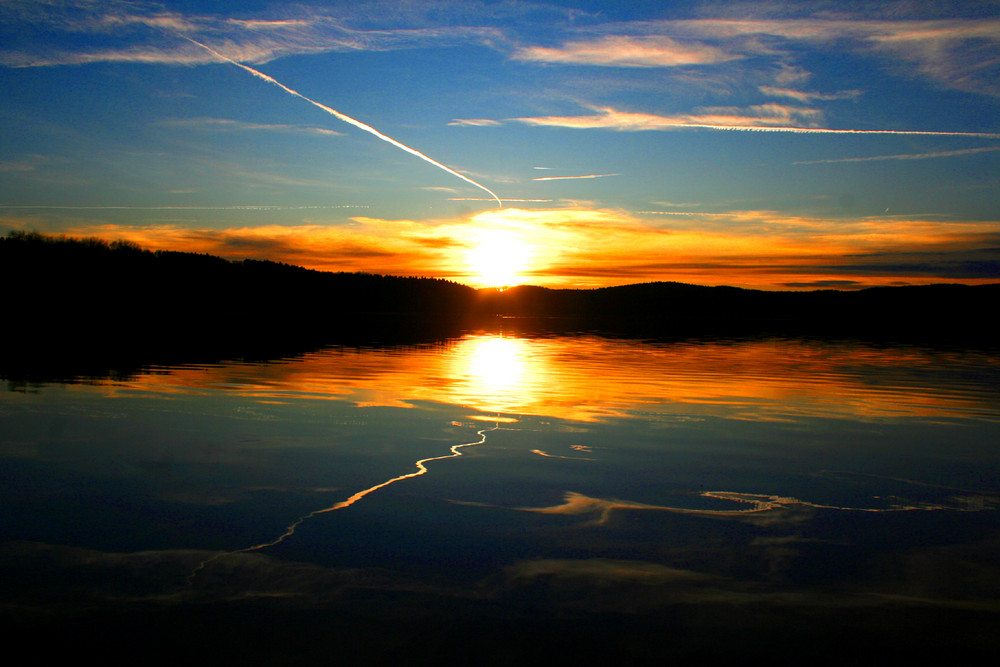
[
  {"left": 3, "top": 230, "right": 477, "bottom": 344},
  {"left": 3, "top": 230, "right": 997, "bottom": 363},
  {"left": 476, "top": 281, "right": 998, "bottom": 340}
]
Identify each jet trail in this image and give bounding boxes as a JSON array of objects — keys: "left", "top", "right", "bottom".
[{"left": 181, "top": 36, "right": 503, "bottom": 208}]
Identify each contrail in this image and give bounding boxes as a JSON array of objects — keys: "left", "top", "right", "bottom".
[
  {"left": 181, "top": 36, "right": 503, "bottom": 208},
  {"left": 688, "top": 124, "right": 1000, "bottom": 138},
  {"left": 794, "top": 145, "right": 1000, "bottom": 165},
  {"left": 186, "top": 422, "right": 499, "bottom": 584},
  {"left": 532, "top": 173, "right": 620, "bottom": 181}
]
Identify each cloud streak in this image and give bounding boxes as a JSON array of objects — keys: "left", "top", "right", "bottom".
[
  {"left": 513, "top": 34, "right": 739, "bottom": 67},
  {"left": 559, "top": 15, "right": 1000, "bottom": 96},
  {"left": 509, "top": 105, "right": 1000, "bottom": 137},
  {"left": 759, "top": 86, "right": 863, "bottom": 103},
  {"left": 448, "top": 118, "right": 503, "bottom": 127},
  {"left": 161, "top": 117, "right": 345, "bottom": 137},
  {"left": 794, "top": 146, "right": 1000, "bottom": 164},
  {"left": 40, "top": 204, "right": 1000, "bottom": 290},
  {"left": 180, "top": 36, "right": 503, "bottom": 208},
  {"left": 532, "top": 173, "right": 620, "bottom": 181},
  {"left": 0, "top": 4, "right": 503, "bottom": 68}
]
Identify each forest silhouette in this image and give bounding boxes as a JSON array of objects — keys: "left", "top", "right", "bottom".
[{"left": 3, "top": 229, "right": 996, "bottom": 379}]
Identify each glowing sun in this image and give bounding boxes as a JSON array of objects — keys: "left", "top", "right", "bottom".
[{"left": 466, "top": 229, "right": 532, "bottom": 287}]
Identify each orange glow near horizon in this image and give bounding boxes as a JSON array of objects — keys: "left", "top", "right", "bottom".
[
  {"left": 96, "top": 334, "right": 999, "bottom": 424},
  {"left": 49, "top": 206, "right": 1000, "bottom": 290},
  {"left": 464, "top": 228, "right": 533, "bottom": 288}
]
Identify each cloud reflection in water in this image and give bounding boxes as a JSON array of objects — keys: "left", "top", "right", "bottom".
[{"left": 103, "top": 333, "right": 1000, "bottom": 424}]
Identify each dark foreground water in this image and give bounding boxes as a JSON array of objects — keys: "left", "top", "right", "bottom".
[{"left": 2, "top": 332, "right": 998, "bottom": 663}]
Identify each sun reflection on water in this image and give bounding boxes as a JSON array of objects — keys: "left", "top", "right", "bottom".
[
  {"left": 88, "top": 334, "right": 1000, "bottom": 424},
  {"left": 449, "top": 335, "right": 531, "bottom": 414},
  {"left": 467, "top": 336, "right": 524, "bottom": 390}
]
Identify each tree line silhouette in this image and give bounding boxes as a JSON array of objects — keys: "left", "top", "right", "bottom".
[
  {"left": 4, "top": 229, "right": 996, "bottom": 363},
  {"left": 475, "top": 280, "right": 998, "bottom": 341},
  {"left": 3, "top": 230, "right": 478, "bottom": 346}
]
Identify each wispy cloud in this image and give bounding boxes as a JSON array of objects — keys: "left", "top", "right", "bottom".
[
  {"left": 0, "top": 3, "right": 503, "bottom": 68},
  {"left": 509, "top": 105, "right": 1000, "bottom": 137},
  {"left": 448, "top": 198, "right": 554, "bottom": 202},
  {"left": 513, "top": 34, "right": 739, "bottom": 67},
  {"left": 511, "top": 104, "right": 816, "bottom": 131},
  {"left": 51, "top": 222, "right": 449, "bottom": 275},
  {"left": 472, "top": 207, "right": 1000, "bottom": 287},
  {"left": 162, "top": 117, "right": 344, "bottom": 137},
  {"left": 420, "top": 186, "right": 460, "bottom": 193},
  {"left": 14, "top": 205, "right": 1000, "bottom": 290},
  {"left": 561, "top": 15, "right": 1000, "bottom": 96},
  {"left": 759, "top": 86, "right": 862, "bottom": 103},
  {"left": 0, "top": 155, "right": 49, "bottom": 172},
  {"left": 794, "top": 146, "right": 1000, "bottom": 164},
  {"left": 5, "top": 4, "right": 998, "bottom": 101},
  {"left": 532, "top": 173, "right": 620, "bottom": 181},
  {"left": 448, "top": 118, "right": 503, "bottom": 127}
]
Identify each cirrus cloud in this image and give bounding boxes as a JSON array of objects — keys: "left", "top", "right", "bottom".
[
  {"left": 508, "top": 105, "right": 1000, "bottom": 137},
  {"left": 11, "top": 203, "right": 1000, "bottom": 290},
  {"left": 513, "top": 34, "right": 740, "bottom": 67}
]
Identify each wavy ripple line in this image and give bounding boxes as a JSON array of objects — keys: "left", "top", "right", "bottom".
[{"left": 187, "top": 422, "right": 498, "bottom": 584}]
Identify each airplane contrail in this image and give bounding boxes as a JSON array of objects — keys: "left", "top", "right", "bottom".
[
  {"left": 532, "top": 173, "right": 620, "bottom": 181},
  {"left": 181, "top": 36, "right": 503, "bottom": 208}
]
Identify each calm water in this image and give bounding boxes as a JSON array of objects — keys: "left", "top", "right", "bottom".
[{"left": 2, "top": 332, "right": 999, "bottom": 661}]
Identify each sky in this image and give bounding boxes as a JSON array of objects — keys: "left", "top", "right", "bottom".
[{"left": 1, "top": 0, "right": 998, "bottom": 289}]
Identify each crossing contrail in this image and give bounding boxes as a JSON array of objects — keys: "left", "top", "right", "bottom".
[{"left": 181, "top": 36, "right": 503, "bottom": 208}]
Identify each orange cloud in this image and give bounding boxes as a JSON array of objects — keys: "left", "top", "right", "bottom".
[
  {"left": 510, "top": 105, "right": 1000, "bottom": 136},
  {"left": 50, "top": 206, "right": 1000, "bottom": 290},
  {"left": 513, "top": 35, "right": 739, "bottom": 67},
  {"left": 59, "top": 222, "right": 460, "bottom": 277}
]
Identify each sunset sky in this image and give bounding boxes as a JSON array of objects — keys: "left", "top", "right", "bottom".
[{"left": 1, "top": 0, "right": 998, "bottom": 289}]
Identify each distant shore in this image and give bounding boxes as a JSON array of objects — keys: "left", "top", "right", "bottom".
[{"left": 3, "top": 230, "right": 997, "bottom": 369}]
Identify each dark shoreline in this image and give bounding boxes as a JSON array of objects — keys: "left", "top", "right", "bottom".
[{"left": 3, "top": 230, "right": 997, "bottom": 383}]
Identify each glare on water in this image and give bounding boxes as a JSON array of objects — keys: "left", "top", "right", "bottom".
[{"left": 2, "top": 331, "right": 999, "bottom": 660}]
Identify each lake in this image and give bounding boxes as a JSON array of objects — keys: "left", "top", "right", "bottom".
[{"left": 2, "top": 329, "right": 999, "bottom": 663}]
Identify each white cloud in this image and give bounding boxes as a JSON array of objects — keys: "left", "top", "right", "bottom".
[
  {"left": 448, "top": 118, "right": 503, "bottom": 127},
  {"left": 0, "top": 3, "right": 503, "bottom": 67},
  {"left": 794, "top": 146, "right": 1000, "bottom": 165},
  {"left": 581, "top": 16, "right": 1000, "bottom": 96},
  {"left": 513, "top": 34, "right": 739, "bottom": 67},
  {"left": 511, "top": 104, "right": 823, "bottom": 131},
  {"left": 509, "top": 104, "right": 1000, "bottom": 137},
  {"left": 532, "top": 173, "right": 620, "bottom": 181},
  {"left": 759, "top": 86, "right": 862, "bottom": 103},
  {"left": 162, "top": 117, "right": 345, "bottom": 137}
]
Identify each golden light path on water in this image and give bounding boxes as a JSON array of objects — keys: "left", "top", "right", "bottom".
[
  {"left": 188, "top": 421, "right": 500, "bottom": 583},
  {"left": 130, "top": 332, "right": 996, "bottom": 582},
  {"left": 122, "top": 333, "right": 1000, "bottom": 424},
  {"left": 184, "top": 336, "right": 531, "bottom": 582}
]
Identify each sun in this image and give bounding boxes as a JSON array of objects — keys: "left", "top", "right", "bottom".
[{"left": 466, "top": 229, "right": 532, "bottom": 287}]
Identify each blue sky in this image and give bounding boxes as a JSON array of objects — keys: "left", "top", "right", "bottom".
[{"left": 2, "top": 0, "right": 998, "bottom": 288}]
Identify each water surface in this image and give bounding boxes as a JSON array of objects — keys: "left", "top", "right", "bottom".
[{"left": 2, "top": 332, "right": 998, "bottom": 661}]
